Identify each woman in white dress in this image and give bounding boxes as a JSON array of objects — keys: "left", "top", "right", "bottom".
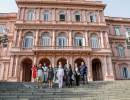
[{"left": 57, "top": 62, "right": 64, "bottom": 88}]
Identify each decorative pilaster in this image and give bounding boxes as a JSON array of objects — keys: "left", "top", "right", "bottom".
[
  {"left": 69, "top": 30, "right": 72, "bottom": 46},
  {"left": 35, "top": 29, "right": 39, "bottom": 46},
  {"left": 18, "top": 30, "right": 22, "bottom": 47},
  {"left": 100, "top": 31, "right": 104, "bottom": 48},
  {"left": 52, "top": 30, "right": 55, "bottom": 46},
  {"left": 103, "top": 56, "right": 108, "bottom": 80},
  {"left": 105, "top": 31, "right": 110, "bottom": 48},
  {"left": 13, "top": 29, "right": 17, "bottom": 47},
  {"left": 14, "top": 55, "right": 19, "bottom": 77},
  {"left": 21, "top": 7, "right": 25, "bottom": 20},
  {"left": 52, "top": 8, "right": 56, "bottom": 23},
  {"left": 108, "top": 55, "right": 114, "bottom": 76},
  {"left": 85, "top": 30, "right": 88, "bottom": 46},
  {"left": 69, "top": 56, "right": 73, "bottom": 70},
  {"left": 98, "top": 11, "right": 101, "bottom": 23},
  {"left": 33, "top": 55, "right": 37, "bottom": 65},
  {"left": 9, "top": 55, "right": 14, "bottom": 77}
]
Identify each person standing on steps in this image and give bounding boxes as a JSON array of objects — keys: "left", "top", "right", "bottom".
[
  {"left": 74, "top": 63, "right": 80, "bottom": 86},
  {"left": 57, "top": 62, "right": 64, "bottom": 88},
  {"left": 32, "top": 64, "right": 37, "bottom": 82},
  {"left": 37, "top": 64, "right": 44, "bottom": 88},
  {"left": 42, "top": 63, "right": 48, "bottom": 83},
  {"left": 53, "top": 64, "right": 58, "bottom": 85},
  {"left": 64, "top": 63, "right": 73, "bottom": 88},
  {"left": 79, "top": 62, "right": 88, "bottom": 84},
  {"left": 48, "top": 64, "right": 54, "bottom": 88}
]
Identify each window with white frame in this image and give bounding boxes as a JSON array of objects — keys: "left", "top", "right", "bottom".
[
  {"left": 122, "top": 67, "right": 129, "bottom": 79},
  {"left": 42, "top": 33, "right": 50, "bottom": 46},
  {"left": 43, "top": 11, "right": 50, "bottom": 21},
  {"left": 24, "top": 33, "right": 33, "bottom": 48},
  {"left": 118, "top": 44, "right": 125, "bottom": 57},
  {"left": 74, "top": 33, "right": 85, "bottom": 46},
  {"left": 75, "top": 12, "right": 81, "bottom": 22},
  {"left": 57, "top": 33, "right": 67, "bottom": 46},
  {"left": 0, "top": 24, "right": 5, "bottom": 33},
  {"left": 27, "top": 10, "right": 35, "bottom": 20},
  {"left": 59, "top": 11, "right": 65, "bottom": 21},
  {"left": 90, "top": 34, "right": 99, "bottom": 48},
  {"left": 89, "top": 12, "right": 96, "bottom": 22},
  {"left": 114, "top": 27, "right": 121, "bottom": 36}
]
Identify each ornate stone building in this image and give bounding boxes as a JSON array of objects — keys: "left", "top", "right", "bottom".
[{"left": 0, "top": 0, "right": 130, "bottom": 82}]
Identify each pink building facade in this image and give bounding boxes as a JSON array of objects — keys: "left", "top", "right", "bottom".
[{"left": 0, "top": 0, "right": 130, "bottom": 82}]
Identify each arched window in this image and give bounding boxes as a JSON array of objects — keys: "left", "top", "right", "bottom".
[
  {"left": 24, "top": 33, "right": 33, "bottom": 48},
  {"left": 89, "top": 12, "right": 96, "bottom": 22},
  {"left": 42, "top": 33, "right": 50, "bottom": 46},
  {"left": 75, "top": 11, "right": 81, "bottom": 22},
  {"left": 90, "top": 34, "right": 99, "bottom": 48},
  {"left": 74, "top": 33, "right": 85, "bottom": 46},
  {"left": 118, "top": 44, "right": 125, "bottom": 57},
  {"left": 59, "top": 11, "right": 65, "bottom": 21},
  {"left": 57, "top": 33, "right": 67, "bottom": 46},
  {"left": 27, "top": 10, "right": 35, "bottom": 20},
  {"left": 43, "top": 11, "right": 50, "bottom": 21}
]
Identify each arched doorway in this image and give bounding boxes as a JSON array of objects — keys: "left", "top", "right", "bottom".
[
  {"left": 21, "top": 58, "right": 32, "bottom": 82},
  {"left": 39, "top": 58, "right": 50, "bottom": 67},
  {"left": 74, "top": 58, "right": 85, "bottom": 67},
  {"left": 92, "top": 59, "right": 103, "bottom": 81},
  {"left": 57, "top": 58, "right": 67, "bottom": 68}
]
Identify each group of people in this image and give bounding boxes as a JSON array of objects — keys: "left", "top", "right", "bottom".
[{"left": 32, "top": 61, "right": 88, "bottom": 89}]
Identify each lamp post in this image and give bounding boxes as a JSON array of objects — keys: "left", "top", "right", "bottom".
[{"left": 0, "top": 28, "right": 8, "bottom": 47}]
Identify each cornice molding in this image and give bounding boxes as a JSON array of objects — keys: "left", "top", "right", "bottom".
[{"left": 16, "top": 0, "right": 106, "bottom": 9}]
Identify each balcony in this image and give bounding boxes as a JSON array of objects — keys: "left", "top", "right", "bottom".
[
  {"left": 32, "top": 46, "right": 92, "bottom": 53},
  {"left": 10, "top": 46, "right": 112, "bottom": 54}
]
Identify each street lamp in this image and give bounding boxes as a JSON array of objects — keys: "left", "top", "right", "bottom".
[{"left": 0, "top": 28, "right": 8, "bottom": 47}]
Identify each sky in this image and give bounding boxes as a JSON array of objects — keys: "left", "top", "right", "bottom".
[{"left": 0, "top": 0, "right": 130, "bottom": 18}]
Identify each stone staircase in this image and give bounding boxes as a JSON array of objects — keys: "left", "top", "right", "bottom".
[{"left": 0, "top": 80, "right": 130, "bottom": 100}]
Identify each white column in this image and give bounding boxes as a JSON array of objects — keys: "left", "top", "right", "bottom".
[
  {"left": 22, "top": 7, "right": 25, "bottom": 20},
  {"left": 87, "top": 56, "right": 90, "bottom": 77},
  {"left": 70, "top": 56, "right": 73, "bottom": 70},
  {"left": 18, "top": 30, "right": 22, "bottom": 47},
  {"left": 105, "top": 31, "right": 110, "bottom": 48},
  {"left": 68, "top": 9, "right": 71, "bottom": 22},
  {"left": 85, "top": 30, "right": 88, "bottom": 46},
  {"left": 69, "top": 30, "right": 72, "bottom": 46},
  {"left": 101, "top": 31, "right": 104, "bottom": 48},
  {"left": 52, "top": 8, "right": 56, "bottom": 22},
  {"left": 14, "top": 55, "right": 19, "bottom": 77},
  {"left": 35, "top": 29, "right": 39, "bottom": 46},
  {"left": 9, "top": 56, "right": 14, "bottom": 77},
  {"left": 96, "top": 11, "right": 99, "bottom": 23},
  {"left": 83, "top": 10, "right": 86, "bottom": 22},
  {"left": 33, "top": 55, "right": 37, "bottom": 65},
  {"left": 108, "top": 56, "right": 114, "bottom": 76},
  {"left": 99, "top": 38, "right": 101, "bottom": 48},
  {"left": 87, "top": 56, "right": 93, "bottom": 81},
  {"left": 13, "top": 30, "right": 17, "bottom": 46},
  {"left": 98, "top": 11, "right": 101, "bottom": 23},
  {"left": 52, "top": 56, "right": 55, "bottom": 68},
  {"left": 52, "top": 30, "right": 55, "bottom": 46},
  {"left": 103, "top": 56, "right": 108, "bottom": 77}
]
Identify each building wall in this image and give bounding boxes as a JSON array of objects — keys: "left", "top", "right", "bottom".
[{"left": 0, "top": 0, "right": 130, "bottom": 82}]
